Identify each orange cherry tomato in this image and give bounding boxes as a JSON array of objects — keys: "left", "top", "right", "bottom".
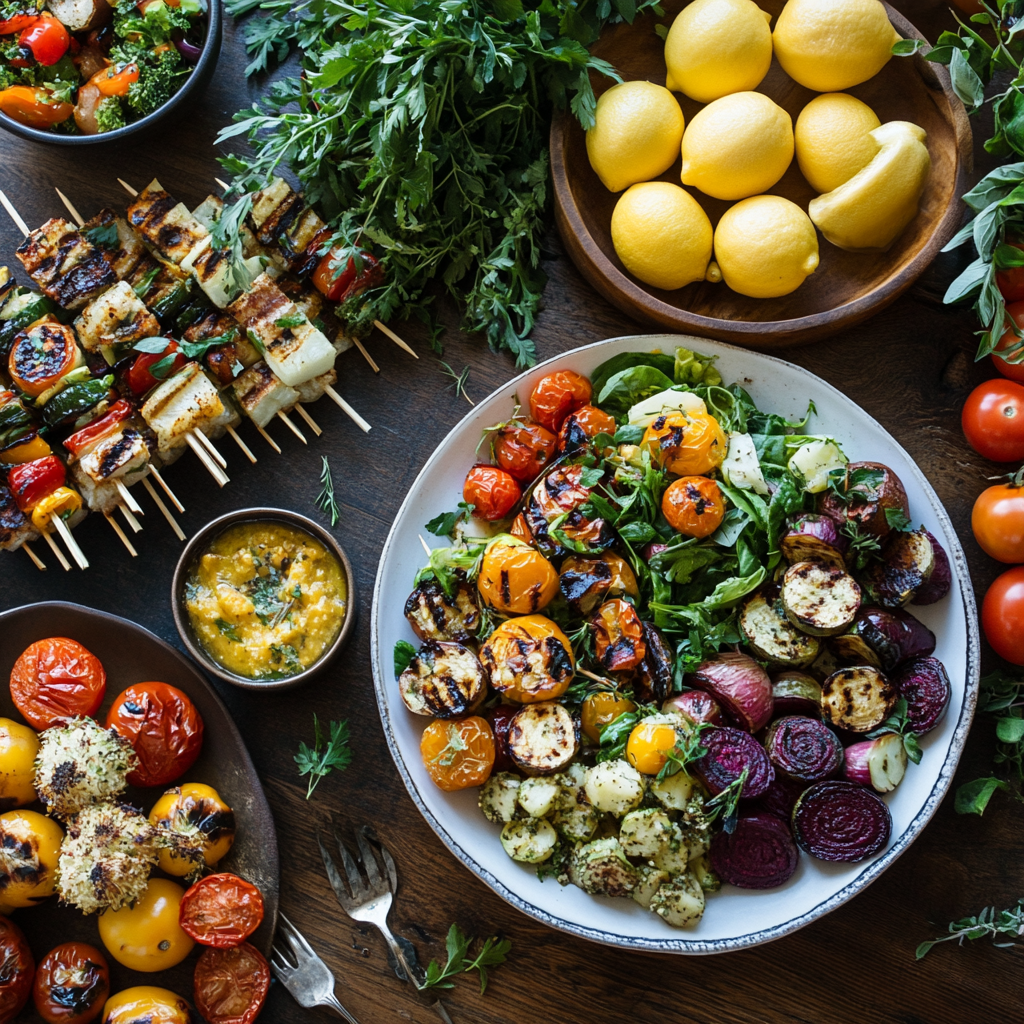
[
  {"left": 643, "top": 410, "right": 727, "bottom": 476},
  {"left": 492, "top": 420, "right": 556, "bottom": 482},
  {"left": 33, "top": 942, "right": 110, "bottom": 1024},
  {"left": 962, "top": 379, "right": 1024, "bottom": 462},
  {"left": 463, "top": 464, "right": 521, "bottom": 521},
  {"left": 528, "top": 370, "right": 592, "bottom": 432},
  {"left": 102, "top": 987, "right": 194, "bottom": 1024},
  {"left": 0, "top": 85, "right": 73, "bottom": 128},
  {"left": 178, "top": 874, "right": 264, "bottom": 949},
  {"left": 581, "top": 691, "right": 636, "bottom": 744},
  {"left": 559, "top": 551, "right": 640, "bottom": 615},
  {"left": 626, "top": 719, "right": 680, "bottom": 775},
  {"left": 994, "top": 301, "right": 1024, "bottom": 382},
  {"left": 477, "top": 536, "right": 558, "bottom": 614},
  {"left": 982, "top": 565, "right": 1024, "bottom": 665},
  {"left": 557, "top": 404, "right": 617, "bottom": 454},
  {"left": 10, "top": 637, "right": 106, "bottom": 730},
  {"left": 662, "top": 476, "right": 726, "bottom": 537},
  {"left": 94, "top": 63, "right": 139, "bottom": 97},
  {"left": 419, "top": 716, "right": 495, "bottom": 791},
  {"left": 480, "top": 615, "right": 575, "bottom": 703},
  {"left": 193, "top": 942, "right": 270, "bottom": 1024},
  {"left": 591, "top": 598, "right": 646, "bottom": 671},
  {"left": 973, "top": 481, "right": 1024, "bottom": 563}
]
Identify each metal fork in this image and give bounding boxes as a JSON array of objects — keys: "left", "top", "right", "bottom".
[
  {"left": 319, "top": 825, "right": 454, "bottom": 1024},
  {"left": 270, "top": 912, "right": 361, "bottom": 1023}
]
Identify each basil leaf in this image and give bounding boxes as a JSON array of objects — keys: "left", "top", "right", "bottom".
[
  {"left": 133, "top": 336, "right": 175, "bottom": 354},
  {"left": 394, "top": 639, "right": 417, "bottom": 677}
]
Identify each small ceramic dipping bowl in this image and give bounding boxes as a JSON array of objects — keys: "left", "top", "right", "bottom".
[{"left": 172, "top": 507, "right": 355, "bottom": 691}]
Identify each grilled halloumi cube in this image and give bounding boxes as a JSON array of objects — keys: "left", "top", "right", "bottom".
[
  {"left": 16, "top": 218, "right": 116, "bottom": 310},
  {"left": 72, "top": 428, "right": 153, "bottom": 513},
  {"left": 141, "top": 363, "right": 230, "bottom": 455},
  {"left": 227, "top": 273, "right": 335, "bottom": 387},
  {"left": 277, "top": 275, "right": 324, "bottom": 322},
  {"left": 81, "top": 209, "right": 147, "bottom": 280},
  {"left": 186, "top": 243, "right": 264, "bottom": 309},
  {"left": 294, "top": 368, "right": 336, "bottom": 404},
  {"left": 249, "top": 178, "right": 326, "bottom": 275},
  {"left": 73, "top": 281, "right": 160, "bottom": 353},
  {"left": 127, "top": 180, "right": 209, "bottom": 265},
  {"left": 0, "top": 484, "right": 36, "bottom": 551},
  {"left": 193, "top": 195, "right": 275, "bottom": 263},
  {"left": 231, "top": 362, "right": 299, "bottom": 429}
]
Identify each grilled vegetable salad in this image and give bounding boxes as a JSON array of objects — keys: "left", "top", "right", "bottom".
[
  {"left": 0, "top": 0, "right": 207, "bottom": 135},
  {"left": 396, "top": 348, "right": 955, "bottom": 929}
]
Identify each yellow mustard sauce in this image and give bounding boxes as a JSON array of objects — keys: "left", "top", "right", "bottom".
[{"left": 185, "top": 521, "right": 347, "bottom": 680}]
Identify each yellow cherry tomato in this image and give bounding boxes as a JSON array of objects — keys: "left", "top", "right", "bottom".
[
  {"left": 0, "top": 718, "right": 39, "bottom": 808},
  {"left": 102, "top": 987, "right": 194, "bottom": 1024},
  {"left": 0, "top": 809, "right": 63, "bottom": 907},
  {"left": 98, "top": 879, "right": 194, "bottom": 972},
  {"left": 477, "top": 535, "right": 559, "bottom": 615},
  {"left": 642, "top": 410, "right": 727, "bottom": 476},
  {"left": 625, "top": 719, "right": 680, "bottom": 775},
  {"left": 480, "top": 614, "right": 575, "bottom": 703},
  {"left": 148, "top": 783, "right": 236, "bottom": 877},
  {"left": 581, "top": 692, "right": 637, "bottom": 744}
]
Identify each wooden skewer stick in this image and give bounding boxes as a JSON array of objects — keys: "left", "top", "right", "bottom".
[
  {"left": 419, "top": 534, "right": 432, "bottom": 558},
  {"left": 352, "top": 337, "right": 380, "bottom": 374},
  {"left": 254, "top": 423, "right": 282, "bottom": 454},
  {"left": 226, "top": 425, "right": 257, "bottom": 464},
  {"left": 105, "top": 512, "right": 138, "bottom": 556},
  {"left": 295, "top": 404, "right": 322, "bottom": 437},
  {"left": 184, "top": 432, "right": 229, "bottom": 487},
  {"left": 119, "top": 503, "right": 142, "bottom": 534},
  {"left": 324, "top": 386, "right": 371, "bottom": 433},
  {"left": 115, "top": 479, "right": 144, "bottom": 516},
  {"left": 277, "top": 410, "right": 306, "bottom": 444},
  {"left": 41, "top": 529, "right": 71, "bottom": 571},
  {"left": 118, "top": 179, "right": 138, "bottom": 197},
  {"left": 143, "top": 479, "right": 186, "bottom": 542},
  {"left": 192, "top": 429, "right": 228, "bottom": 469},
  {"left": 148, "top": 466, "right": 184, "bottom": 514},
  {"left": 23, "top": 543, "right": 46, "bottom": 571},
  {"left": 0, "top": 189, "right": 30, "bottom": 237},
  {"left": 374, "top": 320, "right": 419, "bottom": 359},
  {"left": 215, "top": 178, "right": 230, "bottom": 191},
  {"left": 52, "top": 516, "right": 89, "bottom": 569},
  {"left": 54, "top": 188, "right": 86, "bottom": 227}
]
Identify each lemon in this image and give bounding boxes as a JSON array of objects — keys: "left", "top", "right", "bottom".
[
  {"left": 773, "top": 0, "right": 900, "bottom": 92},
  {"left": 680, "top": 92, "right": 794, "bottom": 201},
  {"left": 611, "top": 182, "right": 713, "bottom": 290},
  {"left": 664, "top": 0, "right": 773, "bottom": 103},
  {"left": 586, "top": 81, "right": 685, "bottom": 193},
  {"left": 795, "top": 93, "right": 881, "bottom": 193},
  {"left": 808, "top": 121, "right": 931, "bottom": 251},
  {"left": 714, "top": 195, "right": 819, "bottom": 298}
]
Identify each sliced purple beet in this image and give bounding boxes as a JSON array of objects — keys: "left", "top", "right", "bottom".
[
  {"left": 764, "top": 716, "right": 844, "bottom": 783},
  {"left": 757, "top": 775, "right": 809, "bottom": 823},
  {"left": 893, "top": 656, "right": 951, "bottom": 735},
  {"left": 912, "top": 530, "right": 952, "bottom": 606},
  {"left": 771, "top": 671, "right": 822, "bottom": 718},
  {"left": 792, "top": 780, "right": 892, "bottom": 862},
  {"left": 710, "top": 811, "right": 799, "bottom": 889},
  {"left": 695, "top": 726, "right": 774, "bottom": 800}
]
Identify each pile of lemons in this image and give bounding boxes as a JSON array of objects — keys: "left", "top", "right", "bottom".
[{"left": 587, "top": 0, "right": 932, "bottom": 299}]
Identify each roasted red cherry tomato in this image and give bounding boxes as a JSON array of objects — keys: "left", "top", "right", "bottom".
[
  {"left": 128, "top": 341, "right": 186, "bottom": 397},
  {"left": 312, "top": 248, "right": 383, "bottom": 303},
  {"left": 8, "top": 455, "right": 66, "bottom": 512},
  {"left": 179, "top": 874, "right": 265, "bottom": 949},
  {"left": 557, "top": 404, "right": 617, "bottom": 454},
  {"left": 19, "top": 13, "right": 70, "bottom": 66},
  {"left": 0, "top": 85, "right": 73, "bottom": 128},
  {"left": 193, "top": 942, "right": 270, "bottom": 1024},
  {"left": 492, "top": 420, "right": 556, "bottom": 482},
  {"left": 463, "top": 464, "right": 521, "bottom": 521},
  {"left": 0, "top": 916, "right": 33, "bottom": 1023},
  {"left": 10, "top": 636, "right": 105, "bottom": 731},
  {"left": 64, "top": 400, "right": 134, "bottom": 458},
  {"left": 962, "top": 379, "right": 1024, "bottom": 462},
  {"left": 982, "top": 565, "right": 1024, "bottom": 665},
  {"left": 106, "top": 683, "right": 204, "bottom": 788},
  {"left": 973, "top": 480, "right": 1024, "bottom": 563},
  {"left": 8, "top": 321, "right": 80, "bottom": 397},
  {"left": 528, "top": 370, "right": 592, "bottom": 432},
  {"left": 33, "top": 942, "right": 110, "bottom": 1024}
]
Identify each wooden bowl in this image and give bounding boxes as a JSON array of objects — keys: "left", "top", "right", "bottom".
[{"left": 550, "top": 0, "right": 972, "bottom": 349}]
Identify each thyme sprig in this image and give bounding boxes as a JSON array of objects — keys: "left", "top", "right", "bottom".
[{"left": 916, "top": 899, "right": 1024, "bottom": 959}]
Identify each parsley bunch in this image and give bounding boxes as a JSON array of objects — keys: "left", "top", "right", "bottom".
[
  {"left": 219, "top": 0, "right": 663, "bottom": 366},
  {"left": 295, "top": 715, "right": 353, "bottom": 800},
  {"left": 422, "top": 923, "right": 511, "bottom": 994}
]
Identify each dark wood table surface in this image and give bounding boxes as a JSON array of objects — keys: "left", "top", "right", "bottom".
[{"left": 1, "top": 2, "right": 1020, "bottom": 1021}]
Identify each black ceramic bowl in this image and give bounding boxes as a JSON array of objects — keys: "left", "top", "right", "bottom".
[
  {"left": 171, "top": 507, "right": 356, "bottom": 692},
  {"left": 0, "top": 0, "right": 222, "bottom": 146}
]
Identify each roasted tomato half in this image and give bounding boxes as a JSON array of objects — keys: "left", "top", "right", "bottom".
[
  {"left": 528, "top": 370, "right": 592, "bottom": 432},
  {"left": 556, "top": 405, "right": 617, "bottom": 455},
  {"left": 559, "top": 551, "right": 639, "bottom": 616},
  {"left": 591, "top": 599, "right": 646, "bottom": 672},
  {"left": 463, "top": 464, "right": 521, "bottom": 522},
  {"left": 10, "top": 637, "right": 106, "bottom": 730},
  {"left": 149, "top": 784, "right": 236, "bottom": 877},
  {"left": 179, "top": 874, "right": 265, "bottom": 949},
  {"left": 642, "top": 411, "right": 726, "bottom": 477},
  {"left": 492, "top": 420, "right": 556, "bottom": 482},
  {"left": 480, "top": 615, "right": 575, "bottom": 703},
  {"left": 662, "top": 476, "right": 726, "bottom": 538},
  {"left": 0, "top": 809, "right": 63, "bottom": 907},
  {"left": 33, "top": 942, "right": 110, "bottom": 1024},
  {"left": 581, "top": 691, "right": 637, "bottom": 744},
  {"left": 106, "top": 683, "right": 204, "bottom": 788},
  {"left": 193, "top": 942, "right": 270, "bottom": 1024},
  {"left": 420, "top": 716, "right": 495, "bottom": 791},
  {"left": 477, "top": 535, "right": 559, "bottom": 615},
  {"left": 524, "top": 464, "right": 615, "bottom": 556},
  {"left": 101, "top": 987, "right": 195, "bottom": 1024},
  {"left": 0, "top": 916, "right": 33, "bottom": 1023},
  {"left": 403, "top": 574, "right": 481, "bottom": 643}
]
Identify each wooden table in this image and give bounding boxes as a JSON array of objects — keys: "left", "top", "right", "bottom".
[{"left": 0, "top": 2, "right": 1020, "bottom": 1021}]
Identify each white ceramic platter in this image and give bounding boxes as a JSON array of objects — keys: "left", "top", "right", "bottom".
[{"left": 370, "top": 334, "right": 981, "bottom": 954}]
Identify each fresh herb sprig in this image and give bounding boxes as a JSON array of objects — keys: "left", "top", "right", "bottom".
[
  {"left": 316, "top": 456, "right": 341, "bottom": 527},
  {"left": 439, "top": 362, "right": 474, "bottom": 406},
  {"left": 422, "top": 923, "right": 511, "bottom": 995},
  {"left": 656, "top": 722, "right": 710, "bottom": 781},
  {"left": 294, "top": 715, "right": 352, "bottom": 800},
  {"left": 425, "top": 502, "right": 475, "bottom": 538},
  {"left": 705, "top": 769, "right": 748, "bottom": 835},
  {"left": 916, "top": 898, "right": 1024, "bottom": 959},
  {"left": 866, "top": 697, "right": 923, "bottom": 765}
]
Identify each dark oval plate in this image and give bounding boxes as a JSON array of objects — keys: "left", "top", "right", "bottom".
[{"left": 0, "top": 601, "right": 279, "bottom": 1004}]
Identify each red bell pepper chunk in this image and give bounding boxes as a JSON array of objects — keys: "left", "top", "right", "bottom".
[
  {"left": 128, "top": 340, "right": 186, "bottom": 397},
  {"left": 0, "top": 14, "right": 39, "bottom": 34},
  {"left": 64, "top": 399, "right": 134, "bottom": 457},
  {"left": 9, "top": 455, "right": 65, "bottom": 512}
]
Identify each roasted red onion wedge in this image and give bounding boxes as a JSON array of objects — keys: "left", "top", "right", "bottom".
[
  {"left": 695, "top": 727, "right": 774, "bottom": 799},
  {"left": 831, "top": 607, "right": 936, "bottom": 673},
  {"left": 780, "top": 514, "right": 849, "bottom": 569},
  {"left": 893, "top": 657, "right": 951, "bottom": 735},
  {"left": 690, "top": 652, "right": 773, "bottom": 733},
  {"left": 662, "top": 689, "right": 724, "bottom": 726},
  {"left": 818, "top": 462, "right": 910, "bottom": 539},
  {"left": 763, "top": 716, "right": 844, "bottom": 783},
  {"left": 792, "top": 780, "right": 892, "bottom": 862},
  {"left": 710, "top": 811, "right": 799, "bottom": 889},
  {"left": 771, "top": 672, "right": 822, "bottom": 718},
  {"left": 912, "top": 530, "right": 952, "bottom": 606},
  {"left": 843, "top": 734, "right": 907, "bottom": 793}
]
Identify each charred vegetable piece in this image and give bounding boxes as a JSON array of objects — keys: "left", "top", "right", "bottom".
[
  {"left": 523, "top": 463, "right": 615, "bottom": 557},
  {"left": 831, "top": 606, "right": 936, "bottom": 673},
  {"left": 694, "top": 727, "right": 774, "bottom": 800},
  {"left": 403, "top": 576, "right": 480, "bottom": 644},
  {"left": 634, "top": 623, "right": 673, "bottom": 705},
  {"left": 893, "top": 657, "right": 951, "bottom": 735},
  {"left": 912, "top": 530, "right": 952, "bottom": 606},
  {"left": 763, "top": 716, "right": 843, "bottom": 783},
  {"left": 862, "top": 529, "right": 935, "bottom": 609},
  {"left": 819, "top": 461, "right": 910, "bottom": 539},
  {"left": 756, "top": 775, "right": 808, "bottom": 822},
  {"left": 770, "top": 672, "right": 822, "bottom": 718},
  {"left": 663, "top": 689, "right": 724, "bottom": 726},
  {"left": 781, "top": 561, "right": 861, "bottom": 637},
  {"left": 792, "top": 780, "right": 892, "bottom": 862},
  {"left": 486, "top": 704, "right": 518, "bottom": 773},
  {"left": 780, "top": 514, "right": 849, "bottom": 569},
  {"left": 477, "top": 536, "right": 558, "bottom": 615},
  {"left": 690, "top": 652, "right": 774, "bottom": 733},
  {"left": 398, "top": 640, "right": 486, "bottom": 719},
  {"left": 740, "top": 586, "right": 821, "bottom": 667},
  {"left": 569, "top": 837, "right": 638, "bottom": 896},
  {"left": 507, "top": 701, "right": 578, "bottom": 775},
  {"left": 591, "top": 598, "right": 646, "bottom": 672},
  {"left": 480, "top": 615, "right": 575, "bottom": 704},
  {"left": 709, "top": 811, "right": 799, "bottom": 889},
  {"left": 843, "top": 733, "right": 907, "bottom": 793},
  {"left": 558, "top": 551, "right": 639, "bottom": 616},
  {"left": 820, "top": 665, "right": 897, "bottom": 733}
]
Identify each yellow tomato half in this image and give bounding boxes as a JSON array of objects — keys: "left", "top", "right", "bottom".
[
  {"left": 98, "top": 879, "right": 194, "bottom": 972},
  {"left": 102, "top": 987, "right": 194, "bottom": 1024},
  {"left": 477, "top": 536, "right": 559, "bottom": 615},
  {"left": 0, "top": 718, "right": 39, "bottom": 808},
  {"left": 626, "top": 720, "right": 680, "bottom": 775},
  {"left": 0, "top": 809, "right": 63, "bottom": 907},
  {"left": 148, "top": 783, "right": 236, "bottom": 877},
  {"left": 581, "top": 692, "right": 637, "bottom": 744}
]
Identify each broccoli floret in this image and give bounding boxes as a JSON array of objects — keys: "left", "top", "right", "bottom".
[
  {"left": 118, "top": 45, "right": 185, "bottom": 116},
  {"left": 115, "top": 0, "right": 198, "bottom": 46},
  {"left": 95, "top": 97, "right": 127, "bottom": 133}
]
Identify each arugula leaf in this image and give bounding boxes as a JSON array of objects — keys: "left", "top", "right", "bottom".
[
  {"left": 394, "top": 639, "right": 417, "bottom": 677},
  {"left": 425, "top": 502, "right": 474, "bottom": 537},
  {"left": 294, "top": 715, "right": 352, "bottom": 800}
]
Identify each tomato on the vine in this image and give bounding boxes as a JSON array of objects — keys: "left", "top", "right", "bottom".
[
  {"left": 463, "top": 464, "right": 521, "bottom": 521},
  {"left": 973, "top": 478, "right": 1024, "bottom": 563},
  {"left": 982, "top": 565, "right": 1024, "bottom": 665},
  {"left": 492, "top": 421, "right": 555, "bottom": 482},
  {"left": 528, "top": 370, "right": 592, "bottom": 432},
  {"left": 961, "top": 379, "right": 1024, "bottom": 462},
  {"left": 997, "top": 242, "right": 1024, "bottom": 302},
  {"left": 993, "top": 301, "right": 1024, "bottom": 382}
]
